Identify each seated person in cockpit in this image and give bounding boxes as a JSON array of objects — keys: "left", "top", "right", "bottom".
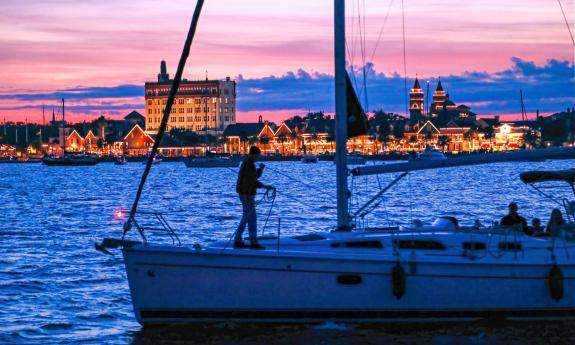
[
  {"left": 501, "top": 202, "right": 527, "bottom": 233},
  {"left": 547, "top": 208, "right": 566, "bottom": 236}
]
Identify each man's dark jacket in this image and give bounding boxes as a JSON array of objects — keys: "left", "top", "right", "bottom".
[{"left": 236, "top": 157, "right": 263, "bottom": 195}]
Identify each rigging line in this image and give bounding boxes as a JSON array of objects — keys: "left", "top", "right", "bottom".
[
  {"left": 265, "top": 165, "right": 334, "bottom": 196},
  {"left": 361, "top": 0, "right": 369, "bottom": 112},
  {"left": 401, "top": 0, "right": 409, "bottom": 116},
  {"left": 356, "top": 0, "right": 365, "bottom": 102},
  {"left": 123, "top": 0, "right": 205, "bottom": 238},
  {"left": 370, "top": 0, "right": 395, "bottom": 63},
  {"left": 557, "top": 0, "right": 575, "bottom": 47},
  {"left": 345, "top": 3, "right": 361, "bottom": 96}
]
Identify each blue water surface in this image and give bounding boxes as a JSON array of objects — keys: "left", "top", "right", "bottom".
[{"left": 1, "top": 160, "right": 574, "bottom": 344}]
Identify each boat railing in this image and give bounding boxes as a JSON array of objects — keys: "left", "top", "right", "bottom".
[{"left": 129, "top": 211, "right": 181, "bottom": 246}]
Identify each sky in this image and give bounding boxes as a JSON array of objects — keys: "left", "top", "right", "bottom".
[{"left": 0, "top": 0, "right": 573, "bottom": 124}]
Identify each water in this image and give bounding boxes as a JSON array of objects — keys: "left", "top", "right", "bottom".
[{"left": 1, "top": 160, "right": 574, "bottom": 344}]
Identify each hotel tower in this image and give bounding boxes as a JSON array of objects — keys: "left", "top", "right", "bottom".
[{"left": 145, "top": 61, "right": 236, "bottom": 134}]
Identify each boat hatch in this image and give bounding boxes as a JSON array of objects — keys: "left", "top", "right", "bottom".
[
  {"left": 431, "top": 217, "right": 459, "bottom": 229},
  {"left": 331, "top": 241, "right": 383, "bottom": 249},
  {"left": 462, "top": 242, "right": 487, "bottom": 250},
  {"left": 292, "top": 234, "right": 327, "bottom": 241},
  {"left": 499, "top": 242, "right": 522, "bottom": 251},
  {"left": 395, "top": 240, "right": 446, "bottom": 250}
]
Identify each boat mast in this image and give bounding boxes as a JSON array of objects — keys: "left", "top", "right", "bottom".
[
  {"left": 334, "top": 0, "right": 350, "bottom": 230},
  {"left": 520, "top": 89, "right": 527, "bottom": 121}
]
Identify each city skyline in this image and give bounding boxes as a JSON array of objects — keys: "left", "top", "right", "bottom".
[{"left": 0, "top": 0, "right": 573, "bottom": 123}]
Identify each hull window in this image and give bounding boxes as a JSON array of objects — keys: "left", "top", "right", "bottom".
[
  {"left": 331, "top": 241, "right": 383, "bottom": 249},
  {"left": 395, "top": 240, "right": 446, "bottom": 250}
]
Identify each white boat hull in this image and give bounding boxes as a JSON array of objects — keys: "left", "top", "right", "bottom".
[{"left": 122, "top": 244, "right": 575, "bottom": 324}]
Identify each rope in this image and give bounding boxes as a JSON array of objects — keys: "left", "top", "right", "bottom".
[
  {"left": 557, "top": 0, "right": 575, "bottom": 47},
  {"left": 123, "top": 0, "right": 205, "bottom": 239},
  {"left": 401, "top": 0, "right": 409, "bottom": 117},
  {"left": 370, "top": 0, "right": 395, "bottom": 63},
  {"left": 265, "top": 165, "right": 333, "bottom": 196}
]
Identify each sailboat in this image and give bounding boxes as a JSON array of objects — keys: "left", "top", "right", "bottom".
[
  {"left": 98, "top": 1, "right": 575, "bottom": 324},
  {"left": 42, "top": 99, "right": 100, "bottom": 166}
]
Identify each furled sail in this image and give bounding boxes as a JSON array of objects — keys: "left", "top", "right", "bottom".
[
  {"left": 351, "top": 147, "right": 575, "bottom": 176},
  {"left": 346, "top": 72, "right": 369, "bottom": 139}
]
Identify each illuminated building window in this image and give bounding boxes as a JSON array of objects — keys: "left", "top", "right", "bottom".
[
  {"left": 224, "top": 107, "right": 229, "bottom": 113},
  {"left": 186, "top": 98, "right": 193, "bottom": 104}
]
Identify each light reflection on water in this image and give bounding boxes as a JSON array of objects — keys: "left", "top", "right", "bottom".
[{"left": 0, "top": 159, "right": 574, "bottom": 344}]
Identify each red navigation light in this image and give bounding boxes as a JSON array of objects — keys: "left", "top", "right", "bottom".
[{"left": 115, "top": 210, "right": 125, "bottom": 219}]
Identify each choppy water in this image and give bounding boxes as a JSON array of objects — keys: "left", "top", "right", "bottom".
[{"left": 1, "top": 159, "right": 575, "bottom": 344}]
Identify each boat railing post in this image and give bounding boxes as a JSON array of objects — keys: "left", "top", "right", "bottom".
[{"left": 277, "top": 217, "right": 281, "bottom": 253}]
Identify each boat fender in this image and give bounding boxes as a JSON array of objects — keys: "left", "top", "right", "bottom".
[
  {"left": 392, "top": 262, "right": 406, "bottom": 300},
  {"left": 548, "top": 264, "right": 563, "bottom": 302}
]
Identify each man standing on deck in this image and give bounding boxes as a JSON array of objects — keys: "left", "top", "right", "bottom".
[
  {"left": 501, "top": 202, "right": 528, "bottom": 233},
  {"left": 234, "top": 146, "right": 273, "bottom": 249}
]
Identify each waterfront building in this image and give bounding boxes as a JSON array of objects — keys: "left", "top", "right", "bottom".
[
  {"left": 404, "top": 120, "right": 474, "bottom": 153},
  {"left": 409, "top": 78, "right": 476, "bottom": 126},
  {"left": 409, "top": 77, "right": 424, "bottom": 123},
  {"left": 429, "top": 79, "right": 448, "bottom": 115},
  {"left": 121, "top": 124, "right": 154, "bottom": 156},
  {"left": 493, "top": 122, "right": 530, "bottom": 151},
  {"left": 223, "top": 115, "right": 375, "bottom": 156},
  {"left": 145, "top": 61, "right": 236, "bottom": 134},
  {"left": 66, "top": 130, "right": 84, "bottom": 152}
]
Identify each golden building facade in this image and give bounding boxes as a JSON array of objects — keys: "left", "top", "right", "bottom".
[{"left": 145, "top": 61, "right": 236, "bottom": 134}]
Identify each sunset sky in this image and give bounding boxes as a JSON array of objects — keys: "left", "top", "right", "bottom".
[{"left": 0, "top": 0, "right": 573, "bottom": 123}]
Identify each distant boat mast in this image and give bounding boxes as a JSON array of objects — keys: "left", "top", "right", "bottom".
[{"left": 520, "top": 89, "right": 527, "bottom": 121}]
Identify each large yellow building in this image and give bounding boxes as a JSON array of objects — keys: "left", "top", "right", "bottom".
[{"left": 145, "top": 61, "right": 236, "bottom": 134}]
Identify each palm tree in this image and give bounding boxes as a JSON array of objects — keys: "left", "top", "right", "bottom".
[
  {"left": 409, "top": 135, "right": 418, "bottom": 150},
  {"left": 463, "top": 127, "right": 478, "bottom": 152},
  {"left": 310, "top": 133, "right": 319, "bottom": 154},
  {"left": 276, "top": 134, "right": 287, "bottom": 155},
  {"left": 437, "top": 135, "right": 451, "bottom": 152},
  {"left": 481, "top": 125, "right": 495, "bottom": 151},
  {"left": 522, "top": 129, "right": 537, "bottom": 149},
  {"left": 239, "top": 131, "right": 249, "bottom": 154},
  {"left": 289, "top": 130, "right": 299, "bottom": 154}
]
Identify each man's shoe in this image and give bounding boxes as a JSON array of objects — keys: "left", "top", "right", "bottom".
[
  {"left": 250, "top": 243, "right": 265, "bottom": 250},
  {"left": 233, "top": 241, "right": 248, "bottom": 249}
]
